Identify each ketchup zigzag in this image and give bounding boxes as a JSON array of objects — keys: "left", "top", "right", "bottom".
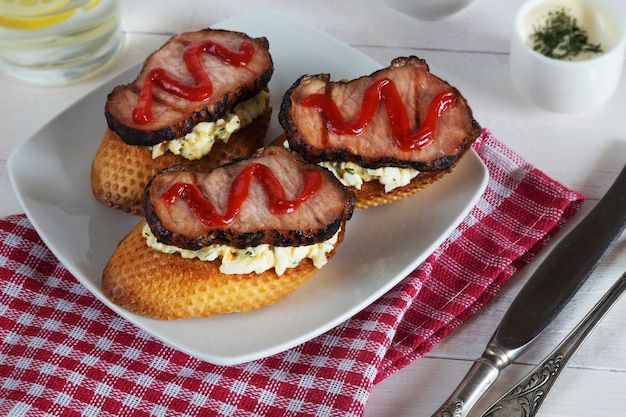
[
  {"left": 162, "top": 164, "right": 322, "bottom": 228},
  {"left": 133, "top": 41, "right": 255, "bottom": 125},
  {"left": 300, "top": 77, "right": 457, "bottom": 151}
]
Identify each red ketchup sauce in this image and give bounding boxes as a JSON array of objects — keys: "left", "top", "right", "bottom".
[
  {"left": 299, "top": 78, "right": 457, "bottom": 151},
  {"left": 132, "top": 40, "right": 255, "bottom": 125},
  {"left": 161, "top": 164, "right": 322, "bottom": 228}
]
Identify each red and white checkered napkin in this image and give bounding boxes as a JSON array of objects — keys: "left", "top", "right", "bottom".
[{"left": 0, "top": 130, "right": 583, "bottom": 417}]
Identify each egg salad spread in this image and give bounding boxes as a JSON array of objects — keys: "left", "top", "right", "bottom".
[
  {"left": 149, "top": 91, "right": 269, "bottom": 160},
  {"left": 142, "top": 223, "right": 339, "bottom": 276}
]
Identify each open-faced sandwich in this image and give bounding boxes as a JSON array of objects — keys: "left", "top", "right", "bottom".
[
  {"left": 102, "top": 145, "right": 355, "bottom": 320},
  {"left": 279, "top": 56, "right": 481, "bottom": 209},
  {"left": 92, "top": 28, "right": 274, "bottom": 215}
]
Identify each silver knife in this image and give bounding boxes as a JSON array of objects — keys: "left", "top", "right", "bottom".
[
  {"left": 480, "top": 269, "right": 626, "bottom": 417},
  {"left": 431, "top": 161, "right": 626, "bottom": 417}
]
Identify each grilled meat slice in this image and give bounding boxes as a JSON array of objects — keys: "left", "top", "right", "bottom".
[
  {"left": 144, "top": 146, "right": 356, "bottom": 250},
  {"left": 279, "top": 56, "right": 481, "bottom": 172},
  {"left": 106, "top": 29, "right": 274, "bottom": 146}
]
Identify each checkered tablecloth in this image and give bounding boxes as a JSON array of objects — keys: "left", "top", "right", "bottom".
[{"left": 0, "top": 130, "right": 584, "bottom": 416}]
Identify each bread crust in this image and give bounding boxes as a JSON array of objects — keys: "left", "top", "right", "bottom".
[
  {"left": 102, "top": 220, "right": 344, "bottom": 320},
  {"left": 91, "top": 107, "right": 271, "bottom": 215}
]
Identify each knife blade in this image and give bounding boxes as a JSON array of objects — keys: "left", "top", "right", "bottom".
[{"left": 431, "top": 161, "right": 626, "bottom": 417}]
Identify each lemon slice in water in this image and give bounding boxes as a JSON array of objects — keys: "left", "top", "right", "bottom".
[{"left": 0, "top": 0, "right": 99, "bottom": 31}]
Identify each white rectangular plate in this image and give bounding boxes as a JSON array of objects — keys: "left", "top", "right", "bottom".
[{"left": 8, "top": 10, "right": 488, "bottom": 365}]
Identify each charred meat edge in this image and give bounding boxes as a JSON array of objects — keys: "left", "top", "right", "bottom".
[
  {"left": 143, "top": 151, "right": 356, "bottom": 251},
  {"left": 278, "top": 56, "right": 481, "bottom": 172},
  {"left": 105, "top": 29, "right": 274, "bottom": 146}
]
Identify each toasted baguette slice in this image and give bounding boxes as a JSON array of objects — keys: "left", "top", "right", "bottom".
[
  {"left": 91, "top": 107, "right": 271, "bottom": 215},
  {"left": 102, "top": 220, "right": 345, "bottom": 320}
]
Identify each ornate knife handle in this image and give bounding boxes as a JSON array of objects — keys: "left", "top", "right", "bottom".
[{"left": 480, "top": 270, "right": 626, "bottom": 417}]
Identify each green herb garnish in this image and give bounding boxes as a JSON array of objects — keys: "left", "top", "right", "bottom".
[{"left": 529, "top": 7, "right": 603, "bottom": 60}]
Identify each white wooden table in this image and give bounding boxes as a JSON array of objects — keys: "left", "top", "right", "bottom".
[{"left": 1, "top": 1, "right": 625, "bottom": 416}]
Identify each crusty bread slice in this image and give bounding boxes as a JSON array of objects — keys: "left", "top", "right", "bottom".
[
  {"left": 102, "top": 220, "right": 345, "bottom": 320},
  {"left": 91, "top": 107, "right": 271, "bottom": 215}
]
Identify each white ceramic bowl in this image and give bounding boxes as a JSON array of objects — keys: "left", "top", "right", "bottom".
[
  {"left": 382, "top": 0, "right": 475, "bottom": 20},
  {"left": 510, "top": 0, "right": 626, "bottom": 113}
]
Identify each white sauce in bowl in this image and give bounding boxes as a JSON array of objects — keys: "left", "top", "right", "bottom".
[{"left": 520, "top": 0, "right": 621, "bottom": 60}]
